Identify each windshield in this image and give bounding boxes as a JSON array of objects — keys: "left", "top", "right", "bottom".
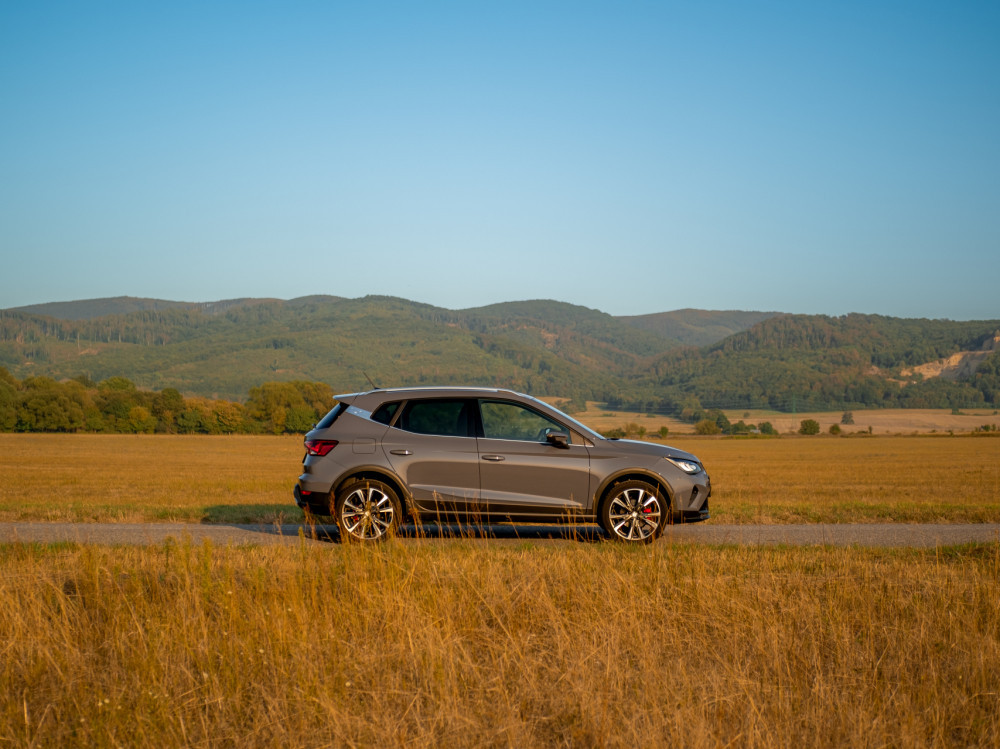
[{"left": 525, "top": 395, "right": 606, "bottom": 441}]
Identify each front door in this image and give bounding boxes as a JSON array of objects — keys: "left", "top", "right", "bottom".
[{"left": 476, "top": 399, "right": 591, "bottom": 519}]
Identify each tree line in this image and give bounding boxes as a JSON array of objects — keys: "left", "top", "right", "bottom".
[{"left": 0, "top": 368, "right": 336, "bottom": 435}]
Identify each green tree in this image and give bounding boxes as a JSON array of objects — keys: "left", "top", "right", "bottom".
[
  {"left": 245, "top": 381, "right": 327, "bottom": 434},
  {"left": 0, "top": 368, "right": 17, "bottom": 431},
  {"left": 177, "top": 408, "right": 208, "bottom": 434},
  {"left": 99, "top": 376, "right": 137, "bottom": 392},
  {"left": 799, "top": 419, "right": 821, "bottom": 435},
  {"left": 758, "top": 421, "right": 776, "bottom": 435},
  {"left": 730, "top": 420, "right": 752, "bottom": 434},
  {"left": 126, "top": 406, "right": 156, "bottom": 434},
  {"left": 16, "top": 378, "right": 87, "bottom": 432},
  {"left": 695, "top": 419, "right": 720, "bottom": 435},
  {"left": 285, "top": 406, "right": 317, "bottom": 434},
  {"left": 213, "top": 401, "right": 246, "bottom": 434}
]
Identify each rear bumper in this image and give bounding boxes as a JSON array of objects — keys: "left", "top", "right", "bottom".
[{"left": 294, "top": 483, "right": 331, "bottom": 516}]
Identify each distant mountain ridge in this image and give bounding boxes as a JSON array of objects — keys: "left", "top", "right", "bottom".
[
  {"left": 619, "top": 308, "right": 781, "bottom": 347},
  {"left": 2, "top": 296, "right": 998, "bottom": 412},
  {"left": 9, "top": 295, "right": 294, "bottom": 320},
  {"left": 2, "top": 295, "right": 691, "bottom": 400}
]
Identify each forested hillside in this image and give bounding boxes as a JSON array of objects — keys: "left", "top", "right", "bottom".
[
  {"left": 618, "top": 309, "right": 779, "bottom": 346},
  {"left": 611, "top": 314, "right": 1000, "bottom": 417},
  {"left": 2, "top": 298, "right": 998, "bottom": 421},
  {"left": 0, "top": 296, "right": 672, "bottom": 403}
]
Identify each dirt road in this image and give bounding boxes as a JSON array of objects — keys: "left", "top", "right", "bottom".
[{"left": 1, "top": 522, "right": 997, "bottom": 547}]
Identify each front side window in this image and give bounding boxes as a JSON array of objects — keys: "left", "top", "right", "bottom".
[
  {"left": 397, "top": 399, "right": 470, "bottom": 437},
  {"left": 479, "top": 400, "right": 567, "bottom": 442}
]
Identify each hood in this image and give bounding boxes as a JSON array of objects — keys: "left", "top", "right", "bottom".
[{"left": 604, "top": 438, "right": 702, "bottom": 464}]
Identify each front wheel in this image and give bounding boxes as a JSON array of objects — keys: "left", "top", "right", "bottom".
[
  {"left": 334, "top": 479, "right": 401, "bottom": 543},
  {"left": 600, "top": 480, "right": 667, "bottom": 543}
]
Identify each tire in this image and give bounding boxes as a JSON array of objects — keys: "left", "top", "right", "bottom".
[
  {"left": 600, "top": 480, "right": 667, "bottom": 543},
  {"left": 334, "top": 479, "right": 401, "bottom": 543}
]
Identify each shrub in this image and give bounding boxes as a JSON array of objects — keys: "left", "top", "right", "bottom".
[
  {"left": 695, "top": 419, "right": 720, "bottom": 435},
  {"left": 799, "top": 419, "right": 821, "bottom": 435}
]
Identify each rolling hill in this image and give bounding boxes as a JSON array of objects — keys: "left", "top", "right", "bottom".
[
  {"left": 618, "top": 308, "right": 780, "bottom": 346},
  {"left": 0, "top": 296, "right": 680, "bottom": 401},
  {"left": 614, "top": 313, "right": 1000, "bottom": 414},
  {"left": 2, "top": 297, "right": 998, "bottom": 413}
]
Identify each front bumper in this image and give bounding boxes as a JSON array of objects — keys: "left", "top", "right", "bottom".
[{"left": 675, "top": 473, "right": 711, "bottom": 523}]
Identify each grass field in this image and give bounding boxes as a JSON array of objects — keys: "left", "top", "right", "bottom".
[
  {"left": 1, "top": 433, "right": 998, "bottom": 524},
  {"left": 569, "top": 403, "right": 1000, "bottom": 435},
  {"left": 1, "top": 540, "right": 997, "bottom": 746},
  {"left": 2, "top": 432, "right": 998, "bottom": 746}
]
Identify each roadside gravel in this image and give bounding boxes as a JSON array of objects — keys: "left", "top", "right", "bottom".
[{"left": 1, "top": 522, "right": 997, "bottom": 547}]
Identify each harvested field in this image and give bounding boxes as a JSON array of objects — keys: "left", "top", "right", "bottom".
[
  {"left": 0, "top": 433, "right": 997, "bottom": 524},
  {"left": 569, "top": 403, "right": 1000, "bottom": 435}
]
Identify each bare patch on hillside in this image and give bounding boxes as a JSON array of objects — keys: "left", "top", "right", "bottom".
[{"left": 901, "top": 332, "right": 1000, "bottom": 381}]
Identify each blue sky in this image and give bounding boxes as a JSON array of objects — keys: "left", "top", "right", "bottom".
[{"left": 1, "top": 1, "right": 998, "bottom": 318}]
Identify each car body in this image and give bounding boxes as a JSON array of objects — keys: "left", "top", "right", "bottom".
[{"left": 293, "top": 386, "right": 710, "bottom": 543}]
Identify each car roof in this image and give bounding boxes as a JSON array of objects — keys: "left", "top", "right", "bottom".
[{"left": 334, "top": 386, "right": 524, "bottom": 407}]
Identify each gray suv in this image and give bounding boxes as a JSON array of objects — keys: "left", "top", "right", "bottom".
[{"left": 294, "top": 387, "right": 710, "bottom": 543}]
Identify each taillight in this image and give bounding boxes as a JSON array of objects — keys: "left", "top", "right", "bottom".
[{"left": 304, "top": 439, "right": 338, "bottom": 457}]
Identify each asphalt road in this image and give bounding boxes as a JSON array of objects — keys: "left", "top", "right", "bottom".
[{"left": 1, "top": 521, "right": 997, "bottom": 547}]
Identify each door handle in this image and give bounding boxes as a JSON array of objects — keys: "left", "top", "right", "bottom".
[
  {"left": 389, "top": 449, "right": 413, "bottom": 456},
  {"left": 481, "top": 455, "right": 505, "bottom": 462}
]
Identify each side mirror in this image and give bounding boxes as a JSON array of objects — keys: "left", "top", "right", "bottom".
[{"left": 546, "top": 431, "right": 570, "bottom": 449}]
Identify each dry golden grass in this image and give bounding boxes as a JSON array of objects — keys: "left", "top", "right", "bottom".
[
  {"left": 1, "top": 540, "right": 997, "bottom": 747},
  {"left": 0, "top": 434, "right": 303, "bottom": 524},
  {"left": 1, "top": 433, "right": 998, "bottom": 524},
  {"left": 668, "top": 435, "right": 1000, "bottom": 524}
]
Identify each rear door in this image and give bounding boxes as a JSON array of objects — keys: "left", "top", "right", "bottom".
[
  {"left": 381, "top": 398, "right": 482, "bottom": 518},
  {"left": 475, "top": 399, "right": 591, "bottom": 519}
]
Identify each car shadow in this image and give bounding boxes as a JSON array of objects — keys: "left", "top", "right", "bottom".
[{"left": 200, "top": 504, "right": 308, "bottom": 525}]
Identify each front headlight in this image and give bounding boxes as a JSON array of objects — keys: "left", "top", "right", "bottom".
[{"left": 668, "top": 458, "right": 702, "bottom": 474}]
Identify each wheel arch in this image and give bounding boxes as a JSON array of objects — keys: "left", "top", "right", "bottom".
[
  {"left": 333, "top": 467, "right": 414, "bottom": 521},
  {"left": 594, "top": 470, "right": 674, "bottom": 517}
]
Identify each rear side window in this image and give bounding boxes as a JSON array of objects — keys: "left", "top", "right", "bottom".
[
  {"left": 371, "top": 401, "right": 400, "bottom": 425},
  {"left": 315, "top": 403, "right": 345, "bottom": 429},
  {"left": 397, "top": 399, "right": 471, "bottom": 437}
]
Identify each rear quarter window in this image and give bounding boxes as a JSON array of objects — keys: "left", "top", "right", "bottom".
[
  {"left": 371, "top": 401, "right": 400, "bottom": 425},
  {"left": 315, "top": 403, "right": 346, "bottom": 429}
]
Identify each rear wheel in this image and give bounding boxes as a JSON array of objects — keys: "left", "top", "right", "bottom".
[
  {"left": 334, "top": 479, "right": 401, "bottom": 543},
  {"left": 600, "top": 480, "right": 667, "bottom": 543}
]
